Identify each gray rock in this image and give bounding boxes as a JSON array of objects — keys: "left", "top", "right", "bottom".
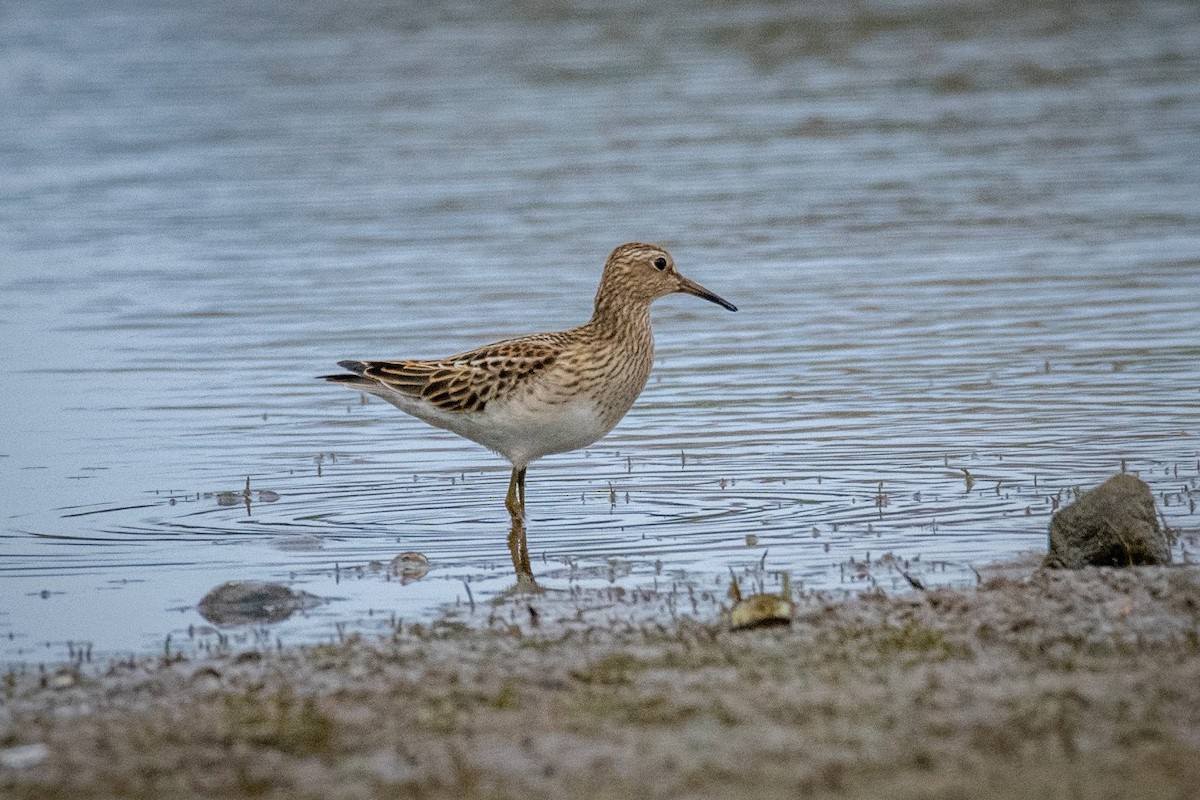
[
  {"left": 198, "top": 581, "right": 323, "bottom": 626},
  {"left": 1044, "top": 473, "right": 1172, "bottom": 569}
]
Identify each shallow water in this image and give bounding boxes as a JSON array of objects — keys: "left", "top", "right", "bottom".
[{"left": 2, "top": 0, "right": 1199, "bottom": 665}]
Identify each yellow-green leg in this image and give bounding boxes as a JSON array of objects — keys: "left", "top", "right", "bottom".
[
  {"left": 505, "top": 467, "right": 534, "bottom": 584},
  {"left": 504, "top": 467, "right": 526, "bottom": 523}
]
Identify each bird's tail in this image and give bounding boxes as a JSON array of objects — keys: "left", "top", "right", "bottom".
[{"left": 318, "top": 360, "right": 373, "bottom": 386}]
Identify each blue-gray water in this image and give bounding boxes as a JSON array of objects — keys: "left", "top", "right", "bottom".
[{"left": 2, "top": 0, "right": 1198, "bottom": 665}]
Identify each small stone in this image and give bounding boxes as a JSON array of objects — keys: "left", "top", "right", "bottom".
[
  {"left": 1044, "top": 473, "right": 1172, "bottom": 569},
  {"left": 50, "top": 672, "right": 76, "bottom": 690},
  {"left": 390, "top": 552, "right": 430, "bottom": 584},
  {"left": 728, "top": 573, "right": 794, "bottom": 630},
  {"left": 730, "top": 593, "right": 793, "bottom": 630},
  {"left": 198, "top": 581, "right": 323, "bottom": 625}
]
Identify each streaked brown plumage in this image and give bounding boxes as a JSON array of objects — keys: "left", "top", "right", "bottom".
[{"left": 322, "top": 242, "right": 736, "bottom": 580}]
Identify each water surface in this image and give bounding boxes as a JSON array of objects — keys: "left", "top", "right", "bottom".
[{"left": 2, "top": 0, "right": 1199, "bottom": 665}]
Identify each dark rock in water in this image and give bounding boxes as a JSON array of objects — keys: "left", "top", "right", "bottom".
[
  {"left": 198, "top": 581, "right": 323, "bottom": 626},
  {"left": 1044, "top": 473, "right": 1172, "bottom": 569}
]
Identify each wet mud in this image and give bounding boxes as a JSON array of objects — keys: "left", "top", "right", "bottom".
[{"left": 3, "top": 560, "right": 1199, "bottom": 799}]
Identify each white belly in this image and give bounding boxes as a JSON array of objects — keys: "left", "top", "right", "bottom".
[
  {"left": 468, "top": 394, "right": 615, "bottom": 467},
  {"left": 378, "top": 389, "right": 617, "bottom": 469}
]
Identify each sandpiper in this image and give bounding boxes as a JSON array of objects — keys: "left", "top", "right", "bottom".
[{"left": 322, "top": 242, "right": 736, "bottom": 580}]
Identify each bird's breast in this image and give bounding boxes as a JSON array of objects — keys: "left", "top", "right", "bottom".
[{"left": 483, "top": 340, "right": 653, "bottom": 464}]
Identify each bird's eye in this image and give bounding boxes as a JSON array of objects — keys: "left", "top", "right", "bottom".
[{"left": 653, "top": 257, "right": 668, "bottom": 270}]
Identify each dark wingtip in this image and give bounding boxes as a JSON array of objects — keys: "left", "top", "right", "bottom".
[{"left": 319, "top": 360, "right": 371, "bottom": 383}]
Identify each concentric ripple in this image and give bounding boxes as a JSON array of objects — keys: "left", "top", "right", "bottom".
[{"left": 3, "top": 0, "right": 1199, "bottom": 664}]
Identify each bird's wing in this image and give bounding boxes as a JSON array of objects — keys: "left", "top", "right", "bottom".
[{"left": 335, "top": 339, "right": 560, "bottom": 414}]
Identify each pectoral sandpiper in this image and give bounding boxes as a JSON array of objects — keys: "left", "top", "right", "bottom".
[{"left": 322, "top": 242, "right": 736, "bottom": 581}]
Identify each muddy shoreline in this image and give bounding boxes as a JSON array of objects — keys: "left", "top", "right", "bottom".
[{"left": 3, "top": 559, "right": 1199, "bottom": 799}]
